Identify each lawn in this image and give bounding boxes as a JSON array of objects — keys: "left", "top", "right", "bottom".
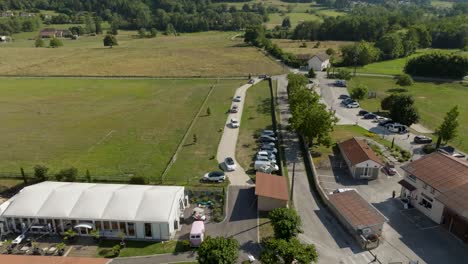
[
  {"left": 341, "top": 49, "right": 466, "bottom": 75},
  {"left": 0, "top": 31, "right": 284, "bottom": 77},
  {"left": 0, "top": 78, "right": 242, "bottom": 183},
  {"left": 0, "top": 179, "right": 24, "bottom": 193},
  {"left": 272, "top": 39, "right": 352, "bottom": 58},
  {"left": 349, "top": 76, "right": 468, "bottom": 152},
  {"left": 164, "top": 80, "right": 244, "bottom": 185},
  {"left": 236, "top": 80, "right": 274, "bottom": 176},
  {"left": 97, "top": 240, "right": 190, "bottom": 257},
  {"left": 258, "top": 211, "right": 275, "bottom": 240}
]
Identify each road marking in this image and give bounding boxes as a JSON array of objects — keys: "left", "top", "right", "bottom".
[{"left": 317, "top": 174, "right": 339, "bottom": 178}]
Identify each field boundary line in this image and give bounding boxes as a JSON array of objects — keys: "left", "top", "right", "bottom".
[
  {"left": 0, "top": 75, "right": 247, "bottom": 80},
  {"left": 160, "top": 80, "right": 218, "bottom": 183}
]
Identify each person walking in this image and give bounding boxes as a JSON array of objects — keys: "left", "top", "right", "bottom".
[{"left": 392, "top": 190, "right": 396, "bottom": 198}]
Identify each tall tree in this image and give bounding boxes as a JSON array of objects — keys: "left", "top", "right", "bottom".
[
  {"left": 103, "top": 34, "right": 118, "bottom": 48},
  {"left": 376, "top": 33, "right": 404, "bottom": 60},
  {"left": 197, "top": 236, "right": 239, "bottom": 264},
  {"left": 282, "top": 17, "right": 291, "bottom": 29},
  {"left": 268, "top": 208, "right": 302, "bottom": 240},
  {"left": 260, "top": 237, "right": 319, "bottom": 264},
  {"left": 436, "top": 106, "right": 460, "bottom": 148},
  {"left": 85, "top": 14, "right": 96, "bottom": 34},
  {"left": 94, "top": 16, "right": 102, "bottom": 34},
  {"left": 384, "top": 94, "right": 420, "bottom": 126},
  {"left": 350, "top": 84, "right": 368, "bottom": 101}
]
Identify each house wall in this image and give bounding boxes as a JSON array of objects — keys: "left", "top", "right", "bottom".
[
  {"left": 258, "top": 196, "right": 288, "bottom": 211},
  {"left": 135, "top": 222, "right": 145, "bottom": 239},
  {"left": 353, "top": 160, "right": 381, "bottom": 180},
  {"left": 405, "top": 174, "right": 445, "bottom": 224},
  {"left": 442, "top": 207, "right": 468, "bottom": 244},
  {"left": 308, "top": 57, "right": 325, "bottom": 71}
]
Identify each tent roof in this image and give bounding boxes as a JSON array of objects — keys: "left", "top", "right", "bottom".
[{"left": 1, "top": 181, "right": 184, "bottom": 223}]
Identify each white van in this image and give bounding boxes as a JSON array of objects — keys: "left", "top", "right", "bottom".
[
  {"left": 190, "top": 221, "right": 205, "bottom": 247},
  {"left": 254, "top": 160, "right": 279, "bottom": 172}
]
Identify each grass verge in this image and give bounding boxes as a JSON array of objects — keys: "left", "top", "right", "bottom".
[
  {"left": 258, "top": 211, "right": 274, "bottom": 240},
  {"left": 96, "top": 240, "right": 190, "bottom": 258}
]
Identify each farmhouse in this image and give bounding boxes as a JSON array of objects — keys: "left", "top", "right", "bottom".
[
  {"left": 39, "top": 28, "right": 72, "bottom": 38},
  {"left": 255, "top": 172, "right": 289, "bottom": 211},
  {"left": 0, "top": 182, "right": 188, "bottom": 241},
  {"left": 307, "top": 52, "right": 330, "bottom": 71},
  {"left": 328, "top": 190, "right": 387, "bottom": 249},
  {"left": 399, "top": 152, "right": 468, "bottom": 243},
  {"left": 338, "top": 137, "right": 384, "bottom": 180}
]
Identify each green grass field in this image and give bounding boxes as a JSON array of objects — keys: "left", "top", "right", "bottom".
[
  {"left": 342, "top": 49, "right": 466, "bottom": 75},
  {"left": 164, "top": 79, "right": 244, "bottom": 185},
  {"left": 236, "top": 81, "right": 274, "bottom": 175},
  {"left": 97, "top": 240, "right": 189, "bottom": 257},
  {"left": 0, "top": 31, "right": 284, "bottom": 77},
  {"left": 349, "top": 76, "right": 468, "bottom": 152},
  {"left": 0, "top": 78, "right": 242, "bottom": 183}
]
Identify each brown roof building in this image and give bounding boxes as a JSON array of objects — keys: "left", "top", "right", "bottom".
[
  {"left": 399, "top": 152, "right": 468, "bottom": 244},
  {"left": 338, "top": 137, "right": 384, "bottom": 180},
  {"left": 255, "top": 172, "right": 288, "bottom": 211}
]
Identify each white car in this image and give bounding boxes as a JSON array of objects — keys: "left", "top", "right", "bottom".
[
  {"left": 233, "top": 95, "right": 242, "bottom": 102},
  {"left": 373, "top": 116, "right": 388, "bottom": 123},
  {"left": 257, "top": 151, "right": 276, "bottom": 161},
  {"left": 346, "top": 102, "right": 360, "bottom": 108},
  {"left": 224, "top": 157, "right": 237, "bottom": 171},
  {"left": 230, "top": 118, "right": 239, "bottom": 128},
  {"left": 329, "top": 188, "right": 358, "bottom": 195},
  {"left": 256, "top": 155, "right": 277, "bottom": 164}
]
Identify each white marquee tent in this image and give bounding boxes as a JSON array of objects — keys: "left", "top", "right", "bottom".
[{"left": 0, "top": 181, "right": 187, "bottom": 240}]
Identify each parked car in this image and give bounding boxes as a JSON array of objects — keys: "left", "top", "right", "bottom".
[
  {"left": 383, "top": 163, "right": 397, "bottom": 176},
  {"left": 254, "top": 160, "right": 279, "bottom": 172},
  {"left": 233, "top": 95, "right": 242, "bottom": 102},
  {"left": 452, "top": 152, "right": 466, "bottom": 159},
  {"left": 261, "top": 129, "right": 276, "bottom": 137},
  {"left": 438, "top": 145, "right": 455, "bottom": 155},
  {"left": 339, "top": 94, "right": 350, "bottom": 100},
  {"left": 257, "top": 151, "right": 276, "bottom": 161},
  {"left": 224, "top": 157, "right": 236, "bottom": 171},
  {"left": 261, "top": 142, "right": 276, "bottom": 147},
  {"left": 230, "top": 118, "right": 239, "bottom": 128},
  {"left": 378, "top": 119, "right": 394, "bottom": 126},
  {"left": 386, "top": 123, "right": 408, "bottom": 134},
  {"left": 202, "top": 171, "right": 226, "bottom": 182},
  {"left": 341, "top": 98, "right": 355, "bottom": 105},
  {"left": 358, "top": 110, "right": 368, "bottom": 116},
  {"left": 414, "top": 135, "right": 432, "bottom": 144},
  {"left": 258, "top": 135, "right": 276, "bottom": 142},
  {"left": 329, "top": 188, "right": 357, "bottom": 195},
  {"left": 363, "top": 113, "right": 377, "bottom": 119},
  {"left": 248, "top": 79, "right": 255, "bottom": 84},
  {"left": 259, "top": 74, "right": 268, "bottom": 79},
  {"left": 260, "top": 146, "right": 278, "bottom": 153},
  {"left": 230, "top": 105, "right": 238, "bottom": 113},
  {"left": 373, "top": 116, "right": 388, "bottom": 123},
  {"left": 256, "top": 155, "right": 277, "bottom": 164},
  {"left": 346, "top": 102, "right": 360, "bottom": 108},
  {"left": 335, "top": 80, "right": 347, "bottom": 87}
]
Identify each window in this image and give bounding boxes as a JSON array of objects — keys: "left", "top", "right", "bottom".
[
  {"left": 111, "top": 222, "right": 118, "bottom": 230},
  {"left": 95, "top": 221, "right": 102, "bottom": 231},
  {"left": 408, "top": 174, "right": 417, "bottom": 182},
  {"left": 127, "top": 223, "right": 135, "bottom": 236},
  {"left": 420, "top": 198, "right": 432, "bottom": 209},
  {"left": 103, "top": 221, "right": 110, "bottom": 230},
  {"left": 144, "top": 223, "right": 152, "bottom": 237},
  {"left": 119, "top": 222, "right": 126, "bottom": 232},
  {"left": 423, "top": 183, "right": 428, "bottom": 189}
]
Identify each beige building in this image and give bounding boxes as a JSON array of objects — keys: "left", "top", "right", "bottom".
[
  {"left": 307, "top": 53, "right": 330, "bottom": 71},
  {"left": 255, "top": 172, "right": 288, "bottom": 211},
  {"left": 338, "top": 137, "right": 384, "bottom": 180}
]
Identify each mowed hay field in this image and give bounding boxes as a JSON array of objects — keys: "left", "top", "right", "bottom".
[
  {"left": 272, "top": 39, "right": 352, "bottom": 58},
  {"left": 350, "top": 77, "right": 468, "bottom": 152},
  {"left": 0, "top": 78, "right": 242, "bottom": 182},
  {"left": 0, "top": 31, "right": 284, "bottom": 77}
]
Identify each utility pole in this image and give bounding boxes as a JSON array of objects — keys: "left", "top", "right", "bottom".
[{"left": 290, "top": 162, "right": 296, "bottom": 202}]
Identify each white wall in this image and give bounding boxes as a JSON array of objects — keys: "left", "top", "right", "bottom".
[
  {"left": 152, "top": 223, "right": 161, "bottom": 239},
  {"left": 135, "top": 222, "right": 145, "bottom": 239},
  {"left": 308, "top": 57, "right": 323, "bottom": 71},
  {"left": 405, "top": 174, "right": 445, "bottom": 224},
  {"left": 160, "top": 223, "right": 170, "bottom": 240}
]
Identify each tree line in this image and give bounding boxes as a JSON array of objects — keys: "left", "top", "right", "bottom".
[{"left": 0, "top": 16, "right": 40, "bottom": 35}]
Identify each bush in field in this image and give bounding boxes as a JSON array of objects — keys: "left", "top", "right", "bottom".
[{"left": 396, "top": 74, "right": 414, "bottom": 86}]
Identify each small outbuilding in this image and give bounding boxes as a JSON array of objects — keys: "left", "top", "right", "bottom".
[
  {"left": 307, "top": 52, "right": 330, "bottom": 71},
  {"left": 328, "top": 190, "right": 387, "bottom": 249},
  {"left": 255, "top": 172, "right": 289, "bottom": 211},
  {"left": 338, "top": 137, "right": 384, "bottom": 180}
]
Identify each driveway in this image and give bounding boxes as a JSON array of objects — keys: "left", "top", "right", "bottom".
[
  {"left": 315, "top": 71, "right": 426, "bottom": 159},
  {"left": 274, "top": 75, "right": 375, "bottom": 264},
  {"left": 217, "top": 79, "right": 261, "bottom": 186}
]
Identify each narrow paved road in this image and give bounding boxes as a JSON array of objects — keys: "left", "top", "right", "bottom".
[
  {"left": 217, "top": 79, "right": 261, "bottom": 186},
  {"left": 274, "top": 75, "right": 374, "bottom": 264}
]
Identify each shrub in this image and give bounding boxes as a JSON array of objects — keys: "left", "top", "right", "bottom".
[
  {"left": 404, "top": 52, "right": 468, "bottom": 79},
  {"left": 213, "top": 207, "right": 223, "bottom": 222},
  {"left": 422, "top": 144, "right": 436, "bottom": 154},
  {"left": 401, "top": 150, "right": 411, "bottom": 160},
  {"left": 396, "top": 74, "right": 413, "bottom": 86},
  {"left": 129, "top": 176, "right": 147, "bottom": 184},
  {"left": 334, "top": 69, "right": 352, "bottom": 80},
  {"left": 55, "top": 167, "right": 78, "bottom": 182},
  {"left": 34, "top": 165, "right": 49, "bottom": 181},
  {"left": 49, "top": 37, "right": 63, "bottom": 48}
]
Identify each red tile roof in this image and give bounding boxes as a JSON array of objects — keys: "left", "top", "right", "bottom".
[
  {"left": 328, "top": 190, "right": 387, "bottom": 229},
  {"left": 401, "top": 152, "right": 468, "bottom": 193},
  {"left": 338, "top": 138, "right": 384, "bottom": 166},
  {"left": 0, "top": 255, "right": 111, "bottom": 264},
  {"left": 255, "top": 172, "right": 289, "bottom": 201}
]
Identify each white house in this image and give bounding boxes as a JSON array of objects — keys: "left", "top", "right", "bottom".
[
  {"left": 307, "top": 53, "right": 330, "bottom": 71},
  {"left": 338, "top": 137, "right": 384, "bottom": 180},
  {"left": 0, "top": 182, "right": 188, "bottom": 241},
  {"left": 399, "top": 152, "right": 468, "bottom": 242}
]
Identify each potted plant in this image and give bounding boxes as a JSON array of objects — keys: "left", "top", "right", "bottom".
[
  {"left": 31, "top": 241, "right": 40, "bottom": 255},
  {"left": 56, "top": 242, "right": 65, "bottom": 256},
  {"left": 117, "top": 231, "right": 126, "bottom": 248},
  {"left": 90, "top": 229, "right": 101, "bottom": 242}
]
